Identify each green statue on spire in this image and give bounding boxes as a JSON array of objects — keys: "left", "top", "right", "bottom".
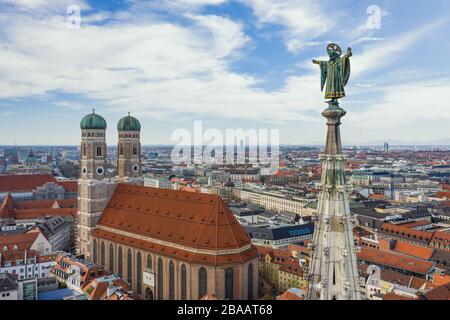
[{"left": 312, "top": 43, "right": 352, "bottom": 104}]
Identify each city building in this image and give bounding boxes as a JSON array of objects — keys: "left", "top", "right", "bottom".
[
  {"left": 7, "top": 150, "right": 52, "bottom": 175},
  {"left": 37, "top": 216, "right": 71, "bottom": 252},
  {"left": 144, "top": 177, "right": 172, "bottom": 189},
  {"left": 0, "top": 273, "right": 18, "bottom": 300},
  {"left": 51, "top": 253, "right": 105, "bottom": 295},
  {"left": 245, "top": 223, "right": 314, "bottom": 249},
  {"left": 236, "top": 188, "right": 311, "bottom": 216},
  {"left": 0, "top": 174, "right": 77, "bottom": 202},
  {"left": 83, "top": 274, "right": 143, "bottom": 300},
  {"left": 256, "top": 245, "right": 309, "bottom": 296}
]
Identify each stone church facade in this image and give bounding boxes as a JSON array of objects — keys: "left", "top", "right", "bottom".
[{"left": 76, "top": 110, "right": 258, "bottom": 300}]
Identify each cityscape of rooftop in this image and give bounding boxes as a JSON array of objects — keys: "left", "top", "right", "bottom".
[{"left": 0, "top": 0, "right": 449, "bottom": 314}]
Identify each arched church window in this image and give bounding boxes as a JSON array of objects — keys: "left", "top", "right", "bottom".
[
  {"left": 96, "top": 146, "right": 102, "bottom": 157},
  {"left": 147, "top": 254, "right": 152, "bottom": 269},
  {"left": 127, "top": 249, "right": 132, "bottom": 284},
  {"left": 181, "top": 264, "right": 187, "bottom": 300},
  {"left": 198, "top": 267, "right": 207, "bottom": 299},
  {"left": 248, "top": 263, "right": 254, "bottom": 299},
  {"left": 109, "top": 244, "right": 114, "bottom": 272},
  {"left": 82, "top": 144, "right": 86, "bottom": 157},
  {"left": 118, "top": 246, "right": 123, "bottom": 276},
  {"left": 157, "top": 258, "right": 164, "bottom": 300},
  {"left": 169, "top": 261, "right": 175, "bottom": 300},
  {"left": 93, "top": 239, "right": 97, "bottom": 263},
  {"left": 136, "top": 251, "right": 142, "bottom": 294},
  {"left": 100, "top": 241, "right": 105, "bottom": 266},
  {"left": 225, "top": 267, "right": 233, "bottom": 300},
  {"left": 133, "top": 145, "right": 138, "bottom": 155}
]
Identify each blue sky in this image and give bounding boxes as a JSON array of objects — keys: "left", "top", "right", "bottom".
[{"left": 0, "top": 0, "right": 449, "bottom": 145}]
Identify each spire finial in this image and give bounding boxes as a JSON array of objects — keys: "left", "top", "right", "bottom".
[
  {"left": 92, "top": 108, "right": 95, "bottom": 114},
  {"left": 128, "top": 112, "right": 130, "bottom": 116}
]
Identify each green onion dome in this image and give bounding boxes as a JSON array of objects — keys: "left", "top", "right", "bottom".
[
  {"left": 117, "top": 113, "right": 141, "bottom": 131},
  {"left": 80, "top": 109, "right": 107, "bottom": 130}
]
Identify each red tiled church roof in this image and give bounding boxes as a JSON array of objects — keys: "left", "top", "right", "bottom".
[{"left": 93, "top": 184, "right": 257, "bottom": 266}]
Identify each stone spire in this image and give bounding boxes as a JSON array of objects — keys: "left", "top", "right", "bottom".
[{"left": 306, "top": 101, "right": 361, "bottom": 300}]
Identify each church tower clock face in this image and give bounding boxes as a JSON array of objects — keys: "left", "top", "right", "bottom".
[
  {"left": 132, "top": 164, "right": 139, "bottom": 173},
  {"left": 97, "top": 167, "right": 104, "bottom": 175},
  {"left": 82, "top": 167, "right": 87, "bottom": 175}
]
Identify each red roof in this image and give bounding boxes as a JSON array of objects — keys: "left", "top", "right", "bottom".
[
  {"left": 379, "top": 223, "right": 433, "bottom": 244},
  {"left": 369, "top": 194, "right": 385, "bottom": 199},
  {"left": 358, "top": 247, "right": 434, "bottom": 275},
  {"left": 1, "top": 197, "right": 77, "bottom": 221},
  {"left": 422, "top": 283, "right": 450, "bottom": 300},
  {"left": 0, "top": 193, "right": 14, "bottom": 220},
  {"left": 14, "top": 198, "right": 77, "bottom": 209},
  {"left": 0, "top": 250, "right": 38, "bottom": 267},
  {"left": 56, "top": 180, "right": 78, "bottom": 193},
  {"left": 0, "top": 174, "right": 56, "bottom": 192},
  {"left": 383, "top": 292, "right": 417, "bottom": 300},
  {"left": 279, "top": 258, "right": 303, "bottom": 277},
  {"left": 435, "top": 192, "right": 450, "bottom": 199},
  {"left": 277, "top": 289, "right": 303, "bottom": 300},
  {"left": 394, "top": 241, "right": 434, "bottom": 260},
  {"left": 93, "top": 184, "right": 257, "bottom": 266},
  {"left": 256, "top": 245, "right": 292, "bottom": 265},
  {"left": 0, "top": 231, "right": 40, "bottom": 251},
  {"left": 430, "top": 231, "right": 450, "bottom": 247}
]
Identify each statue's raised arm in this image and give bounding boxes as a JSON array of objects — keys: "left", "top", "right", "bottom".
[
  {"left": 346, "top": 47, "right": 352, "bottom": 58},
  {"left": 313, "top": 43, "right": 352, "bottom": 103}
]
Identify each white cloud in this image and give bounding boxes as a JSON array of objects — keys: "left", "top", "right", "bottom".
[
  {"left": 348, "top": 80, "right": 450, "bottom": 128},
  {"left": 242, "top": 0, "right": 333, "bottom": 52},
  {"left": 0, "top": 0, "right": 89, "bottom": 12},
  {"left": 352, "top": 20, "right": 447, "bottom": 77},
  {"left": 0, "top": 3, "right": 329, "bottom": 124},
  {"left": 0, "top": 0, "right": 449, "bottom": 143}
]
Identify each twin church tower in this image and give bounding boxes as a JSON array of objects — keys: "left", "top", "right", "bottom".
[{"left": 76, "top": 110, "right": 143, "bottom": 260}]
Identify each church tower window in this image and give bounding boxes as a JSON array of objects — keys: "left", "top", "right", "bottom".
[
  {"left": 158, "top": 258, "right": 164, "bottom": 300},
  {"left": 127, "top": 249, "right": 132, "bottom": 285}
]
